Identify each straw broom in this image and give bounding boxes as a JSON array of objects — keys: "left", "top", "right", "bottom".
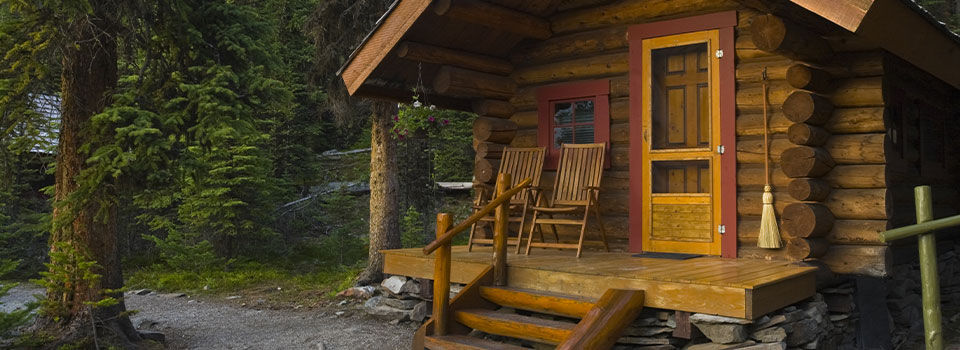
[{"left": 758, "top": 67, "right": 783, "bottom": 249}]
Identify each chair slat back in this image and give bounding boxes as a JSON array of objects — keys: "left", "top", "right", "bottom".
[
  {"left": 552, "top": 143, "right": 606, "bottom": 206},
  {"left": 497, "top": 147, "right": 546, "bottom": 204}
]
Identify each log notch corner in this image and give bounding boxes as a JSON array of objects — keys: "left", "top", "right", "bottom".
[{"left": 751, "top": 14, "right": 837, "bottom": 262}]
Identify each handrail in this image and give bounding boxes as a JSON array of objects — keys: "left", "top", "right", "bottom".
[
  {"left": 880, "top": 185, "right": 958, "bottom": 350},
  {"left": 422, "top": 176, "right": 533, "bottom": 255}
]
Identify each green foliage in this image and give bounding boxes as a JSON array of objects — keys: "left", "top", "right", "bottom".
[
  {"left": 31, "top": 242, "right": 106, "bottom": 320},
  {"left": 401, "top": 206, "right": 424, "bottom": 248},
  {"left": 143, "top": 231, "right": 222, "bottom": 273},
  {"left": 314, "top": 190, "right": 368, "bottom": 266},
  {"left": 0, "top": 259, "right": 35, "bottom": 339},
  {"left": 917, "top": 0, "right": 960, "bottom": 32}
]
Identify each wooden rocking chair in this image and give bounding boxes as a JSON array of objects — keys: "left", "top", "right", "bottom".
[
  {"left": 468, "top": 147, "right": 545, "bottom": 253},
  {"left": 525, "top": 143, "right": 609, "bottom": 258}
]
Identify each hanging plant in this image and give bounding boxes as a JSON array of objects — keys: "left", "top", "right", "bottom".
[{"left": 392, "top": 94, "right": 458, "bottom": 141}]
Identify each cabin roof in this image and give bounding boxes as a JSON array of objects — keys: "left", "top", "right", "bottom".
[{"left": 339, "top": 0, "right": 960, "bottom": 101}]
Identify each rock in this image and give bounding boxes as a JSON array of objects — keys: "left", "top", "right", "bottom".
[
  {"left": 159, "top": 293, "right": 186, "bottom": 298},
  {"left": 226, "top": 295, "right": 242, "bottom": 300},
  {"left": 139, "top": 330, "right": 166, "bottom": 343},
  {"left": 389, "top": 318, "right": 401, "bottom": 325},
  {"left": 752, "top": 315, "right": 786, "bottom": 331},
  {"left": 338, "top": 300, "right": 348, "bottom": 306},
  {"left": 131, "top": 289, "right": 152, "bottom": 295},
  {"left": 137, "top": 319, "right": 160, "bottom": 329},
  {"left": 381, "top": 276, "right": 408, "bottom": 295},
  {"left": 738, "top": 342, "right": 786, "bottom": 350},
  {"left": 692, "top": 322, "right": 748, "bottom": 344},
  {"left": 383, "top": 297, "right": 420, "bottom": 310},
  {"left": 367, "top": 305, "right": 410, "bottom": 321},
  {"left": 334, "top": 311, "right": 345, "bottom": 316},
  {"left": 802, "top": 340, "right": 818, "bottom": 349},
  {"left": 410, "top": 301, "right": 429, "bottom": 322},
  {"left": 828, "top": 314, "right": 849, "bottom": 322},
  {"left": 336, "top": 286, "right": 376, "bottom": 299},
  {"left": 690, "top": 314, "right": 752, "bottom": 325},
  {"left": 751, "top": 327, "right": 787, "bottom": 343},
  {"left": 785, "top": 319, "right": 818, "bottom": 346},
  {"left": 618, "top": 336, "right": 671, "bottom": 345},
  {"left": 685, "top": 340, "right": 756, "bottom": 350},
  {"left": 400, "top": 279, "right": 420, "bottom": 295},
  {"left": 633, "top": 327, "right": 674, "bottom": 337},
  {"left": 364, "top": 296, "right": 384, "bottom": 309},
  {"left": 317, "top": 342, "right": 326, "bottom": 350}
]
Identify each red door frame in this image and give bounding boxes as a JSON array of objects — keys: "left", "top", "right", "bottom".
[{"left": 627, "top": 11, "right": 738, "bottom": 258}]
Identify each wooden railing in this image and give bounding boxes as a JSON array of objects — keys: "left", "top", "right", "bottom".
[
  {"left": 424, "top": 173, "right": 532, "bottom": 336},
  {"left": 880, "top": 185, "right": 960, "bottom": 350}
]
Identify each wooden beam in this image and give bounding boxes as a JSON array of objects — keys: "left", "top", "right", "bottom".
[
  {"left": 782, "top": 203, "right": 835, "bottom": 238},
  {"left": 433, "top": 0, "right": 552, "bottom": 40},
  {"left": 781, "top": 146, "right": 836, "bottom": 177},
  {"left": 786, "top": 63, "right": 834, "bottom": 93},
  {"left": 340, "top": 0, "right": 433, "bottom": 95},
  {"left": 789, "top": 0, "right": 874, "bottom": 32},
  {"left": 396, "top": 41, "right": 513, "bottom": 75},
  {"left": 557, "top": 289, "right": 645, "bottom": 350},
  {"left": 750, "top": 14, "right": 834, "bottom": 61},
  {"left": 434, "top": 65, "right": 517, "bottom": 99}
]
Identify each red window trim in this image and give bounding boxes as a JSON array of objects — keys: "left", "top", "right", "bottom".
[
  {"left": 627, "top": 11, "right": 738, "bottom": 258},
  {"left": 536, "top": 79, "right": 611, "bottom": 169}
]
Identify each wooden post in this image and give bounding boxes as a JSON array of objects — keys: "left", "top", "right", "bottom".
[
  {"left": 493, "top": 173, "right": 510, "bottom": 286},
  {"left": 433, "top": 213, "right": 453, "bottom": 336},
  {"left": 914, "top": 186, "right": 943, "bottom": 350}
]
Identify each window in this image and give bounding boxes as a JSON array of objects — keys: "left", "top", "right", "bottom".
[{"left": 536, "top": 79, "right": 610, "bottom": 168}]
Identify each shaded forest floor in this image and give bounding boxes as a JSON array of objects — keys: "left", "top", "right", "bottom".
[{"left": 2, "top": 283, "right": 417, "bottom": 349}]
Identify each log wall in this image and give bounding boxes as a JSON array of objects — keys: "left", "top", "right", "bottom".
[{"left": 463, "top": 1, "right": 943, "bottom": 278}]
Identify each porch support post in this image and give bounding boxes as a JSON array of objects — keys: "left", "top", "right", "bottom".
[
  {"left": 914, "top": 186, "right": 943, "bottom": 350},
  {"left": 493, "top": 173, "right": 510, "bottom": 286}
]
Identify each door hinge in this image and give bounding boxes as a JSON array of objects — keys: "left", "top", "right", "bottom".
[
  {"left": 718, "top": 225, "right": 726, "bottom": 235},
  {"left": 717, "top": 145, "right": 725, "bottom": 155},
  {"left": 715, "top": 49, "right": 724, "bottom": 59}
]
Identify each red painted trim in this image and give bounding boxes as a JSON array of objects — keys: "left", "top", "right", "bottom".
[
  {"left": 719, "top": 26, "right": 737, "bottom": 259},
  {"left": 626, "top": 11, "right": 738, "bottom": 256},
  {"left": 627, "top": 11, "right": 737, "bottom": 40},
  {"left": 536, "top": 79, "right": 611, "bottom": 169}
]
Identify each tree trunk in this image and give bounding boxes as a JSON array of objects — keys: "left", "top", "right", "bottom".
[
  {"left": 357, "top": 100, "right": 401, "bottom": 285},
  {"left": 38, "top": 5, "right": 142, "bottom": 347}
]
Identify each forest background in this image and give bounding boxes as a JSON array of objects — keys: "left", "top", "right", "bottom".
[{"left": 0, "top": 0, "right": 957, "bottom": 347}]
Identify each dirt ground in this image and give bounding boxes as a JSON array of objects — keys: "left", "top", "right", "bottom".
[{"left": 1, "top": 284, "right": 417, "bottom": 350}]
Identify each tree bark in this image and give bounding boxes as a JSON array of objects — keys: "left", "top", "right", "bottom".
[
  {"left": 358, "top": 100, "right": 401, "bottom": 285},
  {"left": 39, "top": 3, "right": 142, "bottom": 346}
]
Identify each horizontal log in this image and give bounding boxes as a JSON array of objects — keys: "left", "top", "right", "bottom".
[
  {"left": 737, "top": 107, "right": 886, "bottom": 136},
  {"left": 475, "top": 157, "right": 499, "bottom": 183},
  {"left": 737, "top": 134, "right": 884, "bottom": 164},
  {"left": 511, "top": 26, "right": 627, "bottom": 65},
  {"left": 513, "top": 52, "right": 628, "bottom": 86},
  {"left": 782, "top": 91, "right": 834, "bottom": 125},
  {"left": 736, "top": 57, "right": 793, "bottom": 83},
  {"left": 397, "top": 41, "right": 513, "bottom": 75},
  {"left": 511, "top": 110, "right": 537, "bottom": 128},
  {"left": 736, "top": 80, "right": 793, "bottom": 113},
  {"left": 611, "top": 122, "right": 629, "bottom": 144},
  {"left": 474, "top": 117, "right": 517, "bottom": 144},
  {"left": 781, "top": 146, "right": 835, "bottom": 178},
  {"left": 736, "top": 34, "right": 778, "bottom": 61},
  {"left": 738, "top": 189, "right": 887, "bottom": 220},
  {"left": 750, "top": 14, "right": 833, "bottom": 62},
  {"left": 475, "top": 142, "right": 507, "bottom": 159},
  {"left": 551, "top": 0, "right": 739, "bottom": 34},
  {"left": 473, "top": 100, "right": 515, "bottom": 118},
  {"left": 782, "top": 203, "right": 835, "bottom": 238},
  {"left": 434, "top": 0, "right": 552, "bottom": 40},
  {"left": 786, "top": 238, "right": 830, "bottom": 260},
  {"left": 738, "top": 164, "right": 885, "bottom": 190},
  {"left": 787, "top": 123, "right": 830, "bottom": 146},
  {"left": 739, "top": 217, "right": 887, "bottom": 245},
  {"left": 434, "top": 66, "right": 517, "bottom": 99},
  {"left": 510, "top": 75, "right": 628, "bottom": 110},
  {"left": 786, "top": 64, "right": 833, "bottom": 93},
  {"left": 738, "top": 77, "right": 883, "bottom": 114},
  {"left": 736, "top": 51, "right": 885, "bottom": 82},
  {"left": 788, "top": 178, "right": 832, "bottom": 201},
  {"left": 820, "top": 245, "right": 890, "bottom": 277},
  {"left": 511, "top": 129, "right": 537, "bottom": 147}
]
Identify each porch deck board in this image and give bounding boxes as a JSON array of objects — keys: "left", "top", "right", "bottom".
[{"left": 383, "top": 246, "right": 816, "bottom": 319}]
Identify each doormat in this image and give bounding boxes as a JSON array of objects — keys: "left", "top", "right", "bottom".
[{"left": 631, "top": 252, "right": 703, "bottom": 260}]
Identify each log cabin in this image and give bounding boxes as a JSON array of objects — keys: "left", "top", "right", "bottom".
[{"left": 339, "top": 0, "right": 960, "bottom": 348}]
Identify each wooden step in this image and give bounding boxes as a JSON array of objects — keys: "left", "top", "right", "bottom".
[
  {"left": 479, "top": 286, "right": 595, "bottom": 318},
  {"left": 454, "top": 309, "right": 576, "bottom": 345},
  {"left": 424, "top": 335, "right": 527, "bottom": 350}
]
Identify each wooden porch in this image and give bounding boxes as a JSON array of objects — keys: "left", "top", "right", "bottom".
[{"left": 384, "top": 246, "right": 817, "bottom": 320}]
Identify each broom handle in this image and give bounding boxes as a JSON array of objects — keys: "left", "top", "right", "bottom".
[{"left": 762, "top": 68, "right": 771, "bottom": 187}]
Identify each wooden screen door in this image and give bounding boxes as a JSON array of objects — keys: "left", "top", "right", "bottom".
[{"left": 640, "top": 30, "right": 722, "bottom": 255}]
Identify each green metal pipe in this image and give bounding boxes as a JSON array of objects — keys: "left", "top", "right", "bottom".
[
  {"left": 879, "top": 212, "right": 960, "bottom": 242},
  {"left": 914, "top": 186, "right": 943, "bottom": 350}
]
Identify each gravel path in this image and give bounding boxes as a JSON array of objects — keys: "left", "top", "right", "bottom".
[{"left": 1, "top": 284, "right": 417, "bottom": 350}]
